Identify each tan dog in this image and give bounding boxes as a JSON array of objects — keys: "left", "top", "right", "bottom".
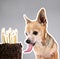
[{"left": 23, "top": 8, "right": 58, "bottom": 59}]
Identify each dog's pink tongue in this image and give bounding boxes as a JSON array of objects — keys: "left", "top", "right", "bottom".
[{"left": 24, "top": 44, "right": 33, "bottom": 52}]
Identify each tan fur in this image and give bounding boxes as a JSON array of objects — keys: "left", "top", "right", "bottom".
[{"left": 24, "top": 8, "right": 58, "bottom": 59}]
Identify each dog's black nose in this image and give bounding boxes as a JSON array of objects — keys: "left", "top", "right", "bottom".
[{"left": 26, "top": 39, "right": 31, "bottom": 44}]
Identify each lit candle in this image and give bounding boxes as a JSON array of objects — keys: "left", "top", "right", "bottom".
[
  {"left": 12, "top": 29, "right": 18, "bottom": 43},
  {"left": 6, "top": 31, "right": 9, "bottom": 43},
  {"left": 10, "top": 30, "right": 14, "bottom": 44},
  {"left": 1, "top": 28, "right": 5, "bottom": 43},
  {"left": 14, "top": 29, "right": 18, "bottom": 43},
  {"left": 8, "top": 28, "right": 12, "bottom": 43},
  {"left": 1, "top": 28, "right": 18, "bottom": 44}
]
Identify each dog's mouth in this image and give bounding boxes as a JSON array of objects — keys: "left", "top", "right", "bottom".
[{"left": 24, "top": 42, "right": 36, "bottom": 53}]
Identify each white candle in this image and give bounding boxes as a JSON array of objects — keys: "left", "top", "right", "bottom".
[
  {"left": 1, "top": 28, "right": 5, "bottom": 43},
  {"left": 10, "top": 30, "right": 14, "bottom": 44},
  {"left": 1, "top": 28, "right": 18, "bottom": 44},
  {"left": 6, "top": 31, "right": 9, "bottom": 43},
  {"left": 8, "top": 27, "right": 12, "bottom": 41},
  {"left": 14, "top": 29, "right": 18, "bottom": 43},
  {"left": 11, "top": 29, "right": 18, "bottom": 43}
]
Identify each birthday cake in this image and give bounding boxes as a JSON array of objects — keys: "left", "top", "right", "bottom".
[{"left": 0, "top": 28, "right": 22, "bottom": 59}]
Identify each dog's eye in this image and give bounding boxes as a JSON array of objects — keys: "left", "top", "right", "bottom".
[
  {"left": 25, "top": 33, "right": 28, "bottom": 36},
  {"left": 33, "top": 31, "right": 38, "bottom": 35}
]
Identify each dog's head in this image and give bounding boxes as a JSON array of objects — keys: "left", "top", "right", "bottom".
[{"left": 23, "top": 8, "right": 47, "bottom": 52}]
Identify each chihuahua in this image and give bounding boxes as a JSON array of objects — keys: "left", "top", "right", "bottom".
[{"left": 23, "top": 8, "right": 58, "bottom": 59}]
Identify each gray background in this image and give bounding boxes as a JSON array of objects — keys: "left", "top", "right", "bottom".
[{"left": 0, "top": 0, "right": 60, "bottom": 59}]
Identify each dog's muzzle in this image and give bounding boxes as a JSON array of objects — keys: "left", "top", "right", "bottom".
[{"left": 26, "top": 39, "right": 36, "bottom": 46}]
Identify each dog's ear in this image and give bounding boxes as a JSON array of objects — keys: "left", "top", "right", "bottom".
[
  {"left": 37, "top": 8, "right": 47, "bottom": 25},
  {"left": 23, "top": 14, "right": 31, "bottom": 24}
]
